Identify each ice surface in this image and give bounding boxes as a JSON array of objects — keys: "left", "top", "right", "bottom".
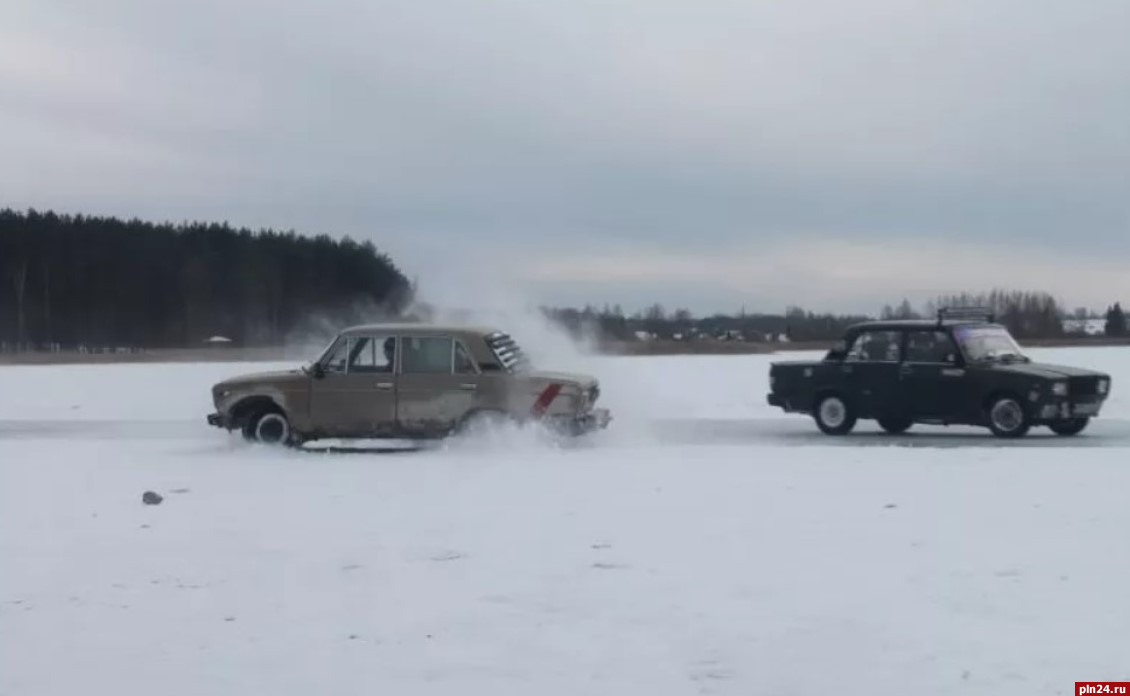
[{"left": 2, "top": 346, "right": 1129, "bottom": 695}]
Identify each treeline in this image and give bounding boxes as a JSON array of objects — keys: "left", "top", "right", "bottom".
[
  {"left": 883, "top": 290, "right": 1127, "bottom": 339},
  {"left": 542, "top": 304, "right": 872, "bottom": 343},
  {"left": 546, "top": 290, "right": 1128, "bottom": 343},
  {"left": 0, "top": 208, "right": 412, "bottom": 350}
]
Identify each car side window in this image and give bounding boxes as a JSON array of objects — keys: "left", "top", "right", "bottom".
[
  {"left": 349, "top": 335, "right": 395, "bottom": 373},
  {"left": 905, "top": 331, "right": 958, "bottom": 364},
  {"left": 454, "top": 341, "right": 477, "bottom": 375},
  {"left": 845, "top": 330, "right": 902, "bottom": 362},
  {"left": 401, "top": 336, "right": 455, "bottom": 374}
]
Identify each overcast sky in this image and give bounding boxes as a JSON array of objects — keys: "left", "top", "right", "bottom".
[{"left": 2, "top": 0, "right": 1127, "bottom": 315}]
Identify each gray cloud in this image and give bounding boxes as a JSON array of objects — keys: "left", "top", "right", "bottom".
[{"left": 2, "top": 0, "right": 1127, "bottom": 313}]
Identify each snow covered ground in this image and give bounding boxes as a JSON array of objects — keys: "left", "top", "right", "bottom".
[{"left": 2, "top": 346, "right": 1130, "bottom": 695}]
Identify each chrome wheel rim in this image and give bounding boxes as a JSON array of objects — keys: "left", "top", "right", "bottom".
[
  {"left": 991, "top": 400, "right": 1023, "bottom": 432},
  {"left": 819, "top": 397, "right": 846, "bottom": 428},
  {"left": 255, "top": 413, "right": 289, "bottom": 444}
]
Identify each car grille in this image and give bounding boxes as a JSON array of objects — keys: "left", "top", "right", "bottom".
[{"left": 1069, "top": 376, "right": 1099, "bottom": 396}]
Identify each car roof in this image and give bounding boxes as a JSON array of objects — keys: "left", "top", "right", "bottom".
[
  {"left": 846, "top": 319, "right": 1004, "bottom": 332},
  {"left": 338, "top": 322, "right": 503, "bottom": 337}
]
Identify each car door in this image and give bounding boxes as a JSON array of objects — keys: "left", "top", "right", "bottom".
[
  {"left": 898, "top": 329, "right": 967, "bottom": 420},
  {"left": 396, "top": 334, "right": 481, "bottom": 435},
  {"left": 841, "top": 329, "right": 904, "bottom": 418},
  {"left": 308, "top": 333, "right": 398, "bottom": 436}
]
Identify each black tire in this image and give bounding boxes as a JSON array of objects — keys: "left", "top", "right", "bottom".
[
  {"left": 986, "top": 395, "right": 1030, "bottom": 438},
  {"left": 813, "top": 394, "right": 857, "bottom": 435},
  {"left": 1049, "top": 418, "right": 1090, "bottom": 436},
  {"left": 878, "top": 416, "right": 913, "bottom": 434},
  {"left": 242, "top": 408, "right": 294, "bottom": 446}
]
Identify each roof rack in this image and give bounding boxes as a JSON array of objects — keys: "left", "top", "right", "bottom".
[{"left": 936, "top": 306, "right": 995, "bottom": 324}]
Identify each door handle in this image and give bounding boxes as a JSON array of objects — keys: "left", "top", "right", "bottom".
[
  {"left": 898, "top": 365, "right": 913, "bottom": 377},
  {"left": 459, "top": 383, "right": 478, "bottom": 391},
  {"left": 376, "top": 382, "right": 394, "bottom": 390}
]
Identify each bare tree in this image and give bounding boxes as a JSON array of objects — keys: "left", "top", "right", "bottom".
[{"left": 10, "top": 260, "right": 28, "bottom": 346}]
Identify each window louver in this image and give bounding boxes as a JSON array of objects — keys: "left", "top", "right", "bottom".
[{"left": 486, "top": 332, "right": 531, "bottom": 372}]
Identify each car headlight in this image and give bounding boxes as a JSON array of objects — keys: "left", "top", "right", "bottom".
[
  {"left": 1051, "top": 382, "right": 1068, "bottom": 397},
  {"left": 1098, "top": 379, "right": 1109, "bottom": 395}
]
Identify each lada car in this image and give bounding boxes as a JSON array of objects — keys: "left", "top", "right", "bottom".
[
  {"left": 207, "top": 323, "right": 612, "bottom": 446},
  {"left": 766, "top": 308, "right": 1111, "bottom": 438}
]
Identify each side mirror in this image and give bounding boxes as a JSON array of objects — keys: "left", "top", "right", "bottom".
[{"left": 311, "top": 363, "right": 325, "bottom": 379}]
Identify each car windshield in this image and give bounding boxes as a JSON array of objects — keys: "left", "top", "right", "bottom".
[
  {"left": 304, "top": 335, "right": 344, "bottom": 371},
  {"left": 953, "top": 325, "right": 1029, "bottom": 363}
]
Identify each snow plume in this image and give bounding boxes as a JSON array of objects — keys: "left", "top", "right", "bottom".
[
  {"left": 272, "top": 273, "right": 600, "bottom": 371},
  {"left": 402, "top": 279, "right": 602, "bottom": 374},
  {"left": 277, "top": 295, "right": 406, "bottom": 360}
]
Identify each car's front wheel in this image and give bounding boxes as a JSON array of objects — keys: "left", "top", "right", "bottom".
[
  {"left": 813, "top": 394, "right": 857, "bottom": 435},
  {"left": 243, "top": 409, "right": 294, "bottom": 446},
  {"left": 987, "top": 395, "right": 1030, "bottom": 438},
  {"left": 1049, "top": 418, "right": 1090, "bottom": 436}
]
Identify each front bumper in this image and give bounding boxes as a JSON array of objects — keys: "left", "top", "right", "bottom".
[
  {"left": 206, "top": 412, "right": 229, "bottom": 429},
  {"left": 1034, "top": 397, "right": 1105, "bottom": 422}
]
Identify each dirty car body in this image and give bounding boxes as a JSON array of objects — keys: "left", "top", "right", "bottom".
[
  {"left": 766, "top": 308, "right": 1112, "bottom": 438},
  {"left": 207, "top": 323, "right": 611, "bottom": 445}
]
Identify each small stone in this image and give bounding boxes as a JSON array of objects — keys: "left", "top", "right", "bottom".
[
  {"left": 884, "top": 503, "right": 897, "bottom": 509},
  {"left": 142, "top": 491, "right": 163, "bottom": 505}
]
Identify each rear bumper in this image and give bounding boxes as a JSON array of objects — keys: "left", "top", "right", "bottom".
[
  {"left": 552, "top": 408, "right": 612, "bottom": 436},
  {"left": 577, "top": 407, "right": 612, "bottom": 432},
  {"left": 768, "top": 392, "right": 803, "bottom": 412}
]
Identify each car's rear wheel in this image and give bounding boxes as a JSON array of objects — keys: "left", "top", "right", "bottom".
[
  {"left": 243, "top": 409, "right": 294, "bottom": 446},
  {"left": 1049, "top": 417, "right": 1090, "bottom": 436},
  {"left": 987, "top": 395, "right": 1030, "bottom": 438},
  {"left": 878, "top": 415, "right": 913, "bottom": 434},
  {"left": 813, "top": 394, "right": 856, "bottom": 435}
]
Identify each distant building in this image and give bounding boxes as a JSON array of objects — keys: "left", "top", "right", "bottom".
[{"left": 1062, "top": 318, "right": 1106, "bottom": 336}]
